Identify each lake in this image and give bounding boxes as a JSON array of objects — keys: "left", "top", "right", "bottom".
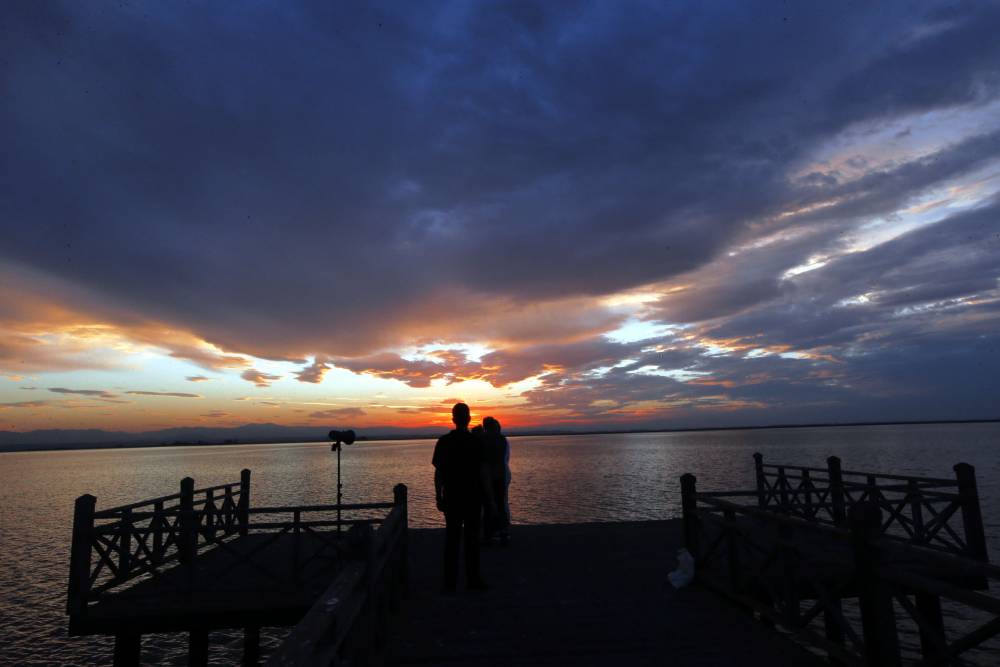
[{"left": 1, "top": 422, "right": 998, "bottom": 664}]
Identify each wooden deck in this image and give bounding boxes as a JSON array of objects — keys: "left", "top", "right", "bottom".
[
  {"left": 386, "top": 520, "right": 823, "bottom": 666},
  {"left": 72, "top": 531, "right": 344, "bottom": 635}
]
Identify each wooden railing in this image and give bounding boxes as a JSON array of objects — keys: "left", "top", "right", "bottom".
[
  {"left": 681, "top": 458, "right": 998, "bottom": 666},
  {"left": 267, "top": 484, "right": 409, "bottom": 666},
  {"left": 68, "top": 471, "right": 248, "bottom": 614},
  {"left": 750, "top": 454, "right": 988, "bottom": 560},
  {"left": 67, "top": 471, "right": 399, "bottom": 615}
]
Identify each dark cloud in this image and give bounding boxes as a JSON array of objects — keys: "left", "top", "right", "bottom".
[
  {"left": 240, "top": 369, "right": 282, "bottom": 387},
  {"left": 4, "top": 2, "right": 999, "bottom": 361},
  {"left": 185, "top": 375, "right": 211, "bottom": 382},
  {"left": 2, "top": 2, "right": 1000, "bottom": 425},
  {"left": 125, "top": 391, "right": 202, "bottom": 398},
  {"left": 48, "top": 387, "right": 118, "bottom": 398}
]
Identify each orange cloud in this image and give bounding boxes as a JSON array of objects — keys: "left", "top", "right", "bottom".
[{"left": 240, "top": 369, "right": 282, "bottom": 387}]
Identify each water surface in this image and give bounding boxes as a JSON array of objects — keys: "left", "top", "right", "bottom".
[{"left": 1, "top": 423, "right": 998, "bottom": 664}]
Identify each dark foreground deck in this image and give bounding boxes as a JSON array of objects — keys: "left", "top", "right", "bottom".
[{"left": 386, "top": 520, "right": 822, "bottom": 666}]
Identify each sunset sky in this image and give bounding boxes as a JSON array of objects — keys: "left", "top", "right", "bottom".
[{"left": 2, "top": 2, "right": 999, "bottom": 435}]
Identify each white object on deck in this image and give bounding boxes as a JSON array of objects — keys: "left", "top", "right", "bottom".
[{"left": 668, "top": 548, "right": 695, "bottom": 588}]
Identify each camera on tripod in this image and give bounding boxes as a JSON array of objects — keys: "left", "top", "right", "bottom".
[{"left": 329, "top": 429, "right": 356, "bottom": 451}]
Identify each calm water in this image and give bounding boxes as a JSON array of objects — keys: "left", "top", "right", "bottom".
[{"left": 1, "top": 423, "right": 998, "bottom": 665}]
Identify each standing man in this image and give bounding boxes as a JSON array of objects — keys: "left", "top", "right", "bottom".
[{"left": 433, "top": 402, "right": 490, "bottom": 592}]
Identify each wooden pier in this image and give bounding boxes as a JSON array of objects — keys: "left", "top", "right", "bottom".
[
  {"left": 681, "top": 455, "right": 1000, "bottom": 666},
  {"left": 66, "top": 471, "right": 408, "bottom": 666},
  {"left": 67, "top": 457, "right": 999, "bottom": 666}
]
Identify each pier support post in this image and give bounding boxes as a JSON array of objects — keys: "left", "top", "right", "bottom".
[
  {"left": 850, "top": 502, "right": 900, "bottom": 667},
  {"left": 239, "top": 469, "right": 251, "bottom": 537},
  {"left": 189, "top": 628, "right": 209, "bottom": 666},
  {"left": 954, "top": 463, "right": 988, "bottom": 562},
  {"left": 915, "top": 592, "right": 946, "bottom": 662},
  {"left": 680, "top": 474, "right": 699, "bottom": 558},
  {"left": 753, "top": 453, "right": 767, "bottom": 508},
  {"left": 823, "top": 599, "right": 845, "bottom": 665},
  {"left": 241, "top": 626, "right": 260, "bottom": 666},
  {"left": 68, "top": 494, "right": 96, "bottom": 615},
  {"left": 113, "top": 632, "right": 141, "bottom": 667},
  {"left": 179, "top": 477, "right": 196, "bottom": 564},
  {"left": 827, "top": 456, "right": 846, "bottom": 525}
]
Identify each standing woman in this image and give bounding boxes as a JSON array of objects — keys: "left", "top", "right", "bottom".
[{"left": 483, "top": 416, "right": 511, "bottom": 546}]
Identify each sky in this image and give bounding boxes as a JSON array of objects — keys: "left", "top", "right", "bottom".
[{"left": 2, "top": 1, "right": 1000, "bottom": 435}]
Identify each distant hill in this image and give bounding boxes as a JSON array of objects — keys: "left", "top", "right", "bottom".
[
  {"left": 0, "top": 423, "right": 443, "bottom": 452},
  {"left": 2, "top": 418, "right": 996, "bottom": 453}
]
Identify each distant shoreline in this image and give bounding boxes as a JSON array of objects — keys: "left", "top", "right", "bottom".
[{"left": 1, "top": 418, "right": 997, "bottom": 454}]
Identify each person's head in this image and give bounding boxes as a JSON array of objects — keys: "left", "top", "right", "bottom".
[
  {"left": 451, "top": 402, "right": 471, "bottom": 430},
  {"left": 483, "top": 416, "right": 501, "bottom": 433}
]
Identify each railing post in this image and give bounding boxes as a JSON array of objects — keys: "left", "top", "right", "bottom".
[
  {"left": 68, "top": 494, "right": 96, "bottom": 615},
  {"left": 866, "top": 475, "right": 878, "bottom": 505},
  {"left": 801, "top": 469, "right": 813, "bottom": 519},
  {"left": 777, "top": 467, "right": 790, "bottom": 512},
  {"left": 119, "top": 507, "right": 133, "bottom": 580},
  {"left": 680, "top": 473, "right": 699, "bottom": 558},
  {"left": 954, "top": 463, "right": 988, "bottom": 562},
  {"left": 205, "top": 488, "right": 216, "bottom": 542},
  {"left": 753, "top": 453, "right": 767, "bottom": 508},
  {"left": 394, "top": 483, "right": 409, "bottom": 593},
  {"left": 908, "top": 480, "right": 924, "bottom": 546},
  {"left": 239, "top": 469, "right": 251, "bottom": 537},
  {"left": 152, "top": 500, "right": 164, "bottom": 563},
  {"left": 850, "top": 502, "right": 901, "bottom": 667},
  {"left": 827, "top": 456, "right": 846, "bottom": 525},
  {"left": 179, "top": 477, "right": 195, "bottom": 564}
]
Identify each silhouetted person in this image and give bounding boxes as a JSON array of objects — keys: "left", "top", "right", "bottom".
[
  {"left": 433, "top": 402, "right": 489, "bottom": 592},
  {"left": 481, "top": 416, "right": 511, "bottom": 546}
]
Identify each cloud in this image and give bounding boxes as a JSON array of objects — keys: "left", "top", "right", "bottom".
[
  {"left": 125, "top": 391, "right": 202, "bottom": 398},
  {"left": 48, "top": 387, "right": 118, "bottom": 398},
  {"left": 165, "top": 346, "right": 249, "bottom": 371},
  {"left": 0, "top": 398, "right": 132, "bottom": 410},
  {"left": 0, "top": 400, "right": 50, "bottom": 410},
  {"left": 186, "top": 375, "right": 211, "bottom": 382},
  {"left": 8, "top": 2, "right": 997, "bottom": 362},
  {"left": 308, "top": 407, "right": 366, "bottom": 420},
  {"left": 240, "top": 369, "right": 282, "bottom": 387},
  {"left": 295, "top": 358, "right": 329, "bottom": 384},
  {"left": 2, "top": 2, "right": 1000, "bottom": 426}
]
